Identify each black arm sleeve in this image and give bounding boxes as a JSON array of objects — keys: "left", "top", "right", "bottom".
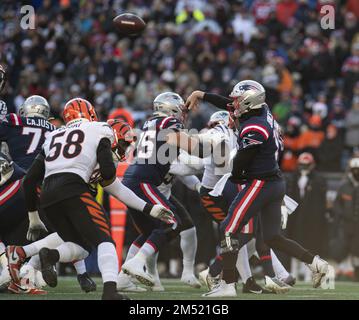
[
  {"left": 203, "top": 93, "right": 232, "bottom": 110},
  {"left": 97, "top": 138, "right": 116, "bottom": 181},
  {"left": 231, "top": 147, "right": 260, "bottom": 180},
  {"left": 23, "top": 152, "right": 45, "bottom": 212}
]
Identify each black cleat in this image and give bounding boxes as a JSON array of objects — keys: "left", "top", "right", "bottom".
[
  {"left": 242, "top": 276, "right": 271, "bottom": 294},
  {"left": 39, "top": 248, "right": 58, "bottom": 288},
  {"left": 77, "top": 272, "right": 97, "bottom": 293},
  {"left": 282, "top": 274, "right": 296, "bottom": 287},
  {"left": 102, "top": 292, "right": 130, "bottom": 300}
]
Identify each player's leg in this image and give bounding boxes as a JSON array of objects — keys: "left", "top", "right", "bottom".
[
  {"left": 121, "top": 182, "right": 179, "bottom": 287},
  {"left": 170, "top": 195, "right": 200, "bottom": 288},
  {"left": 44, "top": 194, "right": 127, "bottom": 300},
  {"left": 261, "top": 180, "right": 330, "bottom": 288},
  {"left": 118, "top": 234, "right": 147, "bottom": 292},
  {"left": 204, "top": 181, "right": 266, "bottom": 297}
]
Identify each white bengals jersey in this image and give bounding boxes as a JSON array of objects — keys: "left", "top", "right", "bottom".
[
  {"left": 42, "top": 120, "right": 114, "bottom": 183},
  {"left": 199, "top": 124, "right": 237, "bottom": 189}
]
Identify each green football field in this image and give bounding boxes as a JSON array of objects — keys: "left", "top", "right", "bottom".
[{"left": 0, "top": 278, "right": 359, "bottom": 300}]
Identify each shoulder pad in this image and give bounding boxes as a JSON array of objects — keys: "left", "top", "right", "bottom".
[
  {"left": 5, "top": 114, "right": 23, "bottom": 127},
  {"left": 158, "top": 117, "right": 184, "bottom": 131},
  {"left": 240, "top": 124, "right": 269, "bottom": 141},
  {"left": 95, "top": 122, "right": 115, "bottom": 144}
]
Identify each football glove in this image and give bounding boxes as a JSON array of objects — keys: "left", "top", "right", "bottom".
[
  {"left": 27, "top": 211, "right": 48, "bottom": 241},
  {"left": 281, "top": 205, "right": 289, "bottom": 230},
  {"left": 0, "top": 157, "right": 14, "bottom": 186},
  {"left": 150, "top": 205, "right": 177, "bottom": 225}
]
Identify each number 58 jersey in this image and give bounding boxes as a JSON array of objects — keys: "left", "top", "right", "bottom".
[{"left": 43, "top": 121, "right": 114, "bottom": 183}]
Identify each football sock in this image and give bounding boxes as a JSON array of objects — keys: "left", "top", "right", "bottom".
[
  {"left": 271, "top": 249, "right": 289, "bottom": 279},
  {"left": 222, "top": 251, "right": 239, "bottom": 284},
  {"left": 180, "top": 226, "right": 197, "bottom": 274},
  {"left": 266, "top": 235, "right": 314, "bottom": 264},
  {"left": 73, "top": 260, "right": 86, "bottom": 275},
  {"left": 57, "top": 242, "right": 89, "bottom": 263},
  {"left": 125, "top": 234, "right": 146, "bottom": 263},
  {"left": 259, "top": 254, "right": 275, "bottom": 277},
  {"left": 146, "top": 252, "right": 159, "bottom": 278},
  {"left": 134, "top": 241, "right": 157, "bottom": 264},
  {"left": 236, "top": 245, "right": 252, "bottom": 283},
  {"left": 256, "top": 238, "right": 275, "bottom": 277},
  {"left": 23, "top": 232, "right": 64, "bottom": 257},
  {"left": 98, "top": 242, "right": 118, "bottom": 283},
  {"left": 209, "top": 255, "right": 223, "bottom": 277},
  {"left": 28, "top": 255, "right": 41, "bottom": 270}
]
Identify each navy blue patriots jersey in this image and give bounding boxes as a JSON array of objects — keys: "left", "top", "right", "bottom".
[
  {"left": 125, "top": 116, "right": 184, "bottom": 186},
  {"left": 0, "top": 161, "right": 25, "bottom": 208},
  {"left": 237, "top": 106, "right": 283, "bottom": 178},
  {"left": 0, "top": 114, "right": 56, "bottom": 170}
]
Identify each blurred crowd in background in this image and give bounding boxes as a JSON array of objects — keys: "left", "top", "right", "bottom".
[{"left": 1, "top": 0, "right": 359, "bottom": 280}]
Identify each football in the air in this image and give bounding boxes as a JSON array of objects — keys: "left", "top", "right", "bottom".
[{"left": 113, "top": 13, "right": 146, "bottom": 35}]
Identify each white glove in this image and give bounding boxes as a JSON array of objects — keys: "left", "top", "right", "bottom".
[
  {"left": 27, "top": 211, "right": 48, "bottom": 241},
  {"left": 150, "top": 205, "right": 177, "bottom": 225},
  {"left": 281, "top": 205, "right": 289, "bottom": 230},
  {"left": 225, "top": 232, "right": 234, "bottom": 251},
  {"left": 0, "top": 158, "right": 14, "bottom": 186}
]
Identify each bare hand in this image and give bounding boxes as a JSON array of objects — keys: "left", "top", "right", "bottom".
[{"left": 185, "top": 91, "right": 204, "bottom": 111}]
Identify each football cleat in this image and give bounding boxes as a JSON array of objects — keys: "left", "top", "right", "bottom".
[
  {"left": 202, "top": 281, "right": 236, "bottom": 297},
  {"left": 307, "top": 255, "right": 329, "bottom": 288},
  {"left": 6, "top": 246, "right": 26, "bottom": 284},
  {"left": 117, "top": 272, "right": 147, "bottom": 292},
  {"left": 19, "top": 264, "right": 47, "bottom": 289},
  {"left": 264, "top": 276, "right": 291, "bottom": 294},
  {"left": 199, "top": 268, "right": 221, "bottom": 291},
  {"left": 77, "top": 272, "right": 97, "bottom": 293},
  {"left": 242, "top": 276, "right": 271, "bottom": 294},
  {"left": 8, "top": 281, "right": 47, "bottom": 295},
  {"left": 122, "top": 258, "right": 155, "bottom": 287},
  {"left": 282, "top": 274, "right": 296, "bottom": 287},
  {"left": 39, "top": 248, "right": 58, "bottom": 288},
  {"left": 181, "top": 273, "right": 201, "bottom": 289}
]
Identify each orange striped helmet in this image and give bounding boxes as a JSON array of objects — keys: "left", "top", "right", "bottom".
[
  {"left": 62, "top": 98, "right": 98, "bottom": 124},
  {"left": 107, "top": 119, "right": 136, "bottom": 162}
]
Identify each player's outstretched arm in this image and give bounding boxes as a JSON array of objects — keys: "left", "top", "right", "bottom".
[
  {"left": 102, "top": 178, "right": 176, "bottom": 225},
  {"left": 22, "top": 152, "right": 48, "bottom": 241},
  {"left": 185, "top": 90, "right": 232, "bottom": 111}
]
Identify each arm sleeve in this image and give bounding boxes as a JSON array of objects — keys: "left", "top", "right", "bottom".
[
  {"left": 203, "top": 93, "right": 232, "bottom": 110},
  {"left": 178, "top": 175, "right": 201, "bottom": 191},
  {"left": 103, "top": 178, "right": 153, "bottom": 214},
  {"left": 22, "top": 152, "right": 45, "bottom": 212},
  {"left": 96, "top": 138, "right": 116, "bottom": 181}
]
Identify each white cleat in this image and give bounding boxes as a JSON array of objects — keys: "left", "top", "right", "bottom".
[
  {"left": 202, "top": 281, "right": 237, "bottom": 298},
  {"left": 150, "top": 278, "right": 165, "bottom": 292},
  {"left": 264, "top": 276, "right": 291, "bottom": 294},
  {"left": 117, "top": 272, "right": 147, "bottom": 292},
  {"left": 307, "top": 255, "right": 329, "bottom": 288},
  {"left": 181, "top": 273, "right": 201, "bottom": 289},
  {"left": 199, "top": 268, "right": 221, "bottom": 291},
  {"left": 19, "top": 264, "right": 46, "bottom": 289},
  {"left": 122, "top": 258, "right": 155, "bottom": 287}
]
